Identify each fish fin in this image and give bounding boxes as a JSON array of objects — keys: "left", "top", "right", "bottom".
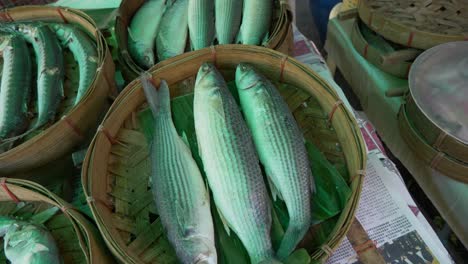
[
  {"left": 181, "top": 131, "right": 190, "bottom": 149},
  {"left": 29, "top": 207, "right": 59, "bottom": 225},
  {"left": 216, "top": 206, "right": 230, "bottom": 236},
  {"left": 266, "top": 170, "right": 283, "bottom": 201},
  {"left": 235, "top": 27, "right": 243, "bottom": 44},
  {"left": 261, "top": 32, "right": 270, "bottom": 46},
  {"left": 310, "top": 173, "right": 316, "bottom": 194}
]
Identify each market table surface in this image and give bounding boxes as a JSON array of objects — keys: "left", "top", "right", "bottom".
[{"left": 324, "top": 15, "right": 468, "bottom": 249}]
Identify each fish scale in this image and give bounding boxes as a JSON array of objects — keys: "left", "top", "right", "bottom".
[
  {"left": 194, "top": 63, "right": 280, "bottom": 263},
  {"left": 188, "top": 0, "right": 214, "bottom": 50},
  {"left": 236, "top": 64, "right": 314, "bottom": 260},
  {"left": 215, "top": 0, "right": 242, "bottom": 44},
  {"left": 0, "top": 35, "right": 32, "bottom": 140},
  {"left": 51, "top": 24, "right": 98, "bottom": 105},
  {"left": 140, "top": 75, "right": 216, "bottom": 264}
]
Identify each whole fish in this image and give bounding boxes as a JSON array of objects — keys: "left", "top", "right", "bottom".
[
  {"left": 188, "top": 0, "right": 214, "bottom": 50},
  {"left": 0, "top": 35, "right": 32, "bottom": 140},
  {"left": 236, "top": 0, "right": 272, "bottom": 45},
  {"left": 194, "top": 63, "right": 280, "bottom": 264},
  {"left": 236, "top": 64, "right": 314, "bottom": 260},
  {"left": 156, "top": 0, "right": 189, "bottom": 60},
  {"left": 128, "top": 0, "right": 167, "bottom": 68},
  {"left": 13, "top": 23, "right": 64, "bottom": 129},
  {"left": 0, "top": 216, "right": 60, "bottom": 264},
  {"left": 140, "top": 73, "right": 217, "bottom": 264},
  {"left": 215, "top": 0, "right": 242, "bottom": 44},
  {"left": 51, "top": 23, "right": 99, "bottom": 105}
]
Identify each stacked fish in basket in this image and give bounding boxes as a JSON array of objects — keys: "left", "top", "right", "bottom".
[
  {"left": 0, "top": 6, "right": 116, "bottom": 175},
  {"left": 0, "top": 178, "right": 112, "bottom": 263},
  {"left": 115, "top": 0, "right": 293, "bottom": 81},
  {"left": 355, "top": 0, "right": 468, "bottom": 181},
  {"left": 83, "top": 46, "right": 367, "bottom": 263}
]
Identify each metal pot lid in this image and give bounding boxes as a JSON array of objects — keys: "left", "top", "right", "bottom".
[{"left": 409, "top": 41, "right": 468, "bottom": 144}]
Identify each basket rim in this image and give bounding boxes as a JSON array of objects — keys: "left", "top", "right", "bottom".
[
  {"left": 0, "top": 6, "right": 114, "bottom": 168},
  {"left": 398, "top": 104, "right": 468, "bottom": 183},
  {"left": 83, "top": 45, "right": 367, "bottom": 263}
]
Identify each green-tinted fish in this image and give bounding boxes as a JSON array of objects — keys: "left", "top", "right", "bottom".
[
  {"left": 128, "top": 0, "right": 167, "bottom": 68},
  {"left": 188, "top": 0, "right": 214, "bottom": 50},
  {"left": 14, "top": 23, "right": 64, "bottom": 129},
  {"left": 0, "top": 216, "right": 60, "bottom": 264},
  {"left": 0, "top": 35, "right": 32, "bottom": 140},
  {"left": 194, "top": 63, "right": 280, "bottom": 264},
  {"left": 140, "top": 73, "right": 217, "bottom": 264},
  {"left": 236, "top": 0, "right": 272, "bottom": 45},
  {"left": 236, "top": 64, "right": 314, "bottom": 260},
  {"left": 51, "top": 23, "right": 98, "bottom": 105},
  {"left": 156, "top": 0, "right": 189, "bottom": 60},
  {"left": 215, "top": 0, "right": 242, "bottom": 44}
]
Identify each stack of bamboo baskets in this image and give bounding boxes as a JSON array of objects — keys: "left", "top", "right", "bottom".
[
  {"left": 353, "top": 0, "right": 468, "bottom": 181},
  {"left": 352, "top": 0, "right": 468, "bottom": 79}
]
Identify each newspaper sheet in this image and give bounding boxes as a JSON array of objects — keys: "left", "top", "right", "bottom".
[{"left": 291, "top": 28, "right": 453, "bottom": 264}]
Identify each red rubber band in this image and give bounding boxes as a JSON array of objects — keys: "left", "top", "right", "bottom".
[
  {"left": 56, "top": 8, "right": 68, "bottom": 24},
  {"left": 0, "top": 178, "right": 20, "bottom": 203},
  {"left": 99, "top": 125, "right": 117, "bottom": 145},
  {"left": 0, "top": 12, "right": 14, "bottom": 22},
  {"left": 406, "top": 32, "right": 415, "bottom": 47},
  {"left": 279, "top": 56, "right": 288, "bottom": 82},
  {"left": 328, "top": 100, "right": 344, "bottom": 124},
  {"left": 62, "top": 116, "right": 84, "bottom": 139},
  {"left": 363, "top": 44, "right": 369, "bottom": 59},
  {"left": 367, "top": 13, "right": 373, "bottom": 26},
  {"left": 354, "top": 240, "right": 377, "bottom": 255}
]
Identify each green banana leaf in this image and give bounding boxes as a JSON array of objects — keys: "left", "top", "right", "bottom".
[{"left": 138, "top": 81, "right": 351, "bottom": 263}]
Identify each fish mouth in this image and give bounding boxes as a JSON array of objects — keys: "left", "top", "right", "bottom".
[{"left": 194, "top": 254, "right": 215, "bottom": 264}]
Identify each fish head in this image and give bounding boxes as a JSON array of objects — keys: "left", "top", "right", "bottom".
[
  {"left": 195, "top": 63, "right": 225, "bottom": 96},
  {"left": 178, "top": 235, "right": 217, "bottom": 264},
  {"left": 140, "top": 48, "right": 156, "bottom": 69},
  {"left": 235, "top": 63, "right": 265, "bottom": 94},
  {"left": 0, "top": 216, "right": 17, "bottom": 237}
]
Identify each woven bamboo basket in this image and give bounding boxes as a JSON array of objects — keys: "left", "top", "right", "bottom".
[
  {"left": 0, "top": 6, "right": 116, "bottom": 175},
  {"left": 350, "top": 19, "right": 421, "bottom": 78},
  {"left": 358, "top": 0, "right": 468, "bottom": 50},
  {"left": 398, "top": 105, "right": 468, "bottom": 182},
  {"left": 82, "top": 45, "right": 366, "bottom": 263},
  {"left": 0, "top": 178, "right": 113, "bottom": 263},
  {"left": 115, "top": 0, "right": 294, "bottom": 82}
]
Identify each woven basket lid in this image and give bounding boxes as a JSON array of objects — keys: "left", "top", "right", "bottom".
[{"left": 409, "top": 41, "right": 468, "bottom": 144}]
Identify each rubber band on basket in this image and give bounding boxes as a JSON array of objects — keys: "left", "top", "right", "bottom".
[
  {"left": 363, "top": 44, "right": 369, "bottom": 59},
  {"left": 367, "top": 12, "right": 373, "bottom": 26},
  {"left": 98, "top": 125, "right": 117, "bottom": 145},
  {"left": 61, "top": 116, "right": 84, "bottom": 139},
  {"left": 0, "top": 178, "right": 20, "bottom": 203},
  {"left": 56, "top": 8, "right": 69, "bottom": 24},
  {"left": 279, "top": 56, "right": 288, "bottom": 82},
  {"left": 60, "top": 205, "right": 72, "bottom": 213},
  {"left": 0, "top": 11, "right": 14, "bottom": 22},
  {"left": 430, "top": 152, "right": 445, "bottom": 169},
  {"left": 210, "top": 45, "right": 217, "bottom": 66},
  {"left": 328, "top": 100, "right": 344, "bottom": 125},
  {"left": 433, "top": 131, "right": 448, "bottom": 149},
  {"left": 353, "top": 240, "right": 377, "bottom": 256},
  {"left": 320, "top": 244, "right": 334, "bottom": 257},
  {"left": 350, "top": 170, "right": 366, "bottom": 183},
  {"left": 406, "top": 32, "right": 415, "bottom": 47}
]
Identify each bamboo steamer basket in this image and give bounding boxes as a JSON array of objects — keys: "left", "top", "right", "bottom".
[
  {"left": 82, "top": 45, "right": 367, "bottom": 263},
  {"left": 115, "top": 0, "right": 294, "bottom": 82},
  {"left": 398, "top": 41, "right": 468, "bottom": 182},
  {"left": 0, "top": 178, "right": 113, "bottom": 263},
  {"left": 358, "top": 0, "right": 468, "bottom": 50},
  {"left": 350, "top": 19, "right": 421, "bottom": 79},
  {"left": 0, "top": 6, "right": 116, "bottom": 175}
]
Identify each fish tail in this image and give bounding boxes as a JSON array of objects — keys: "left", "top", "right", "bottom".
[
  {"left": 140, "top": 72, "right": 171, "bottom": 117},
  {"left": 276, "top": 221, "right": 309, "bottom": 260}
]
